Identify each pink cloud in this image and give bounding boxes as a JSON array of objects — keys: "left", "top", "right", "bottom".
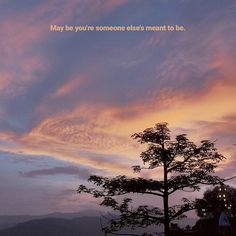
[
  {"left": 0, "top": 0, "right": 128, "bottom": 98},
  {"left": 51, "top": 75, "right": 86, "bottom": 98}
]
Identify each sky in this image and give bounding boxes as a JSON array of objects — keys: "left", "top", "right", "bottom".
[{"left": 0, "top": 0, "right": 236, "bottom": 215}]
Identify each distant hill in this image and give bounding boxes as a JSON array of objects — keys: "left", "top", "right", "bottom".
[
  {"left": 0, "top": 217, "right": 104, "bottom": 236},
  {"left": 0, "top": 212, "right": 197, "bottom": 236},
  {"left": 0, "top": 211, "right": 100, "bottom": 230}
]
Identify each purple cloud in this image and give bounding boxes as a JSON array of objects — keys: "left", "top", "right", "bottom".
[{"left": 19, "top": 166, "right": 91, "bottom": 179}]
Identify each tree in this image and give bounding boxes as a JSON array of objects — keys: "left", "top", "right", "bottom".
[
  {"left": 77, "top": 123, "right": 225, "bottom": 236},
  {"left": 196, "top": 184, "right": 236, "bottom": 218}
]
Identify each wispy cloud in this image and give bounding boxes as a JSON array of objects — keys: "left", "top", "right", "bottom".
[
  {"left": 19, "top": 166, "right": 91, "bottom": 179},
  {"left": 0, "top": 0, "right": 236, "bottom": 214}
]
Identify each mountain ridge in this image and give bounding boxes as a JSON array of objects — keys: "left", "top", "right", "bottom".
[{"left": 0, "top": 216, "right": 104, "bottom": 236}]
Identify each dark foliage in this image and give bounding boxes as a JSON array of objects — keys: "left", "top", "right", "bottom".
[
  {"left": 78, "top": 123, "right": 225, "bottom": 236},
  {"left": 0, "top": 217, "right": 103, "bottom": 236},
  {"left": 196, "top": 184, "right": 236, "bottom": 218}
]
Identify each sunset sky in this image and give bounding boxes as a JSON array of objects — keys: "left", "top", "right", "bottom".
[{"left": 0, "top": 0, "right": 236, "bottom": 215}]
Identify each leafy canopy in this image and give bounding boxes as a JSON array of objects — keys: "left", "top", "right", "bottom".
[
  {"left": 196, "top": 184, "right": 236, "bottom": 218},
  {"left": 78, "top": 123, "right": 225, "bottom": 236}
]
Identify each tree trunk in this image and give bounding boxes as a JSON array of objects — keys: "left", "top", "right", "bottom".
[
  {"left": 163, "top": 194, "right": 169, "bottom": 236},
  {"left": 163, "top": 146, "right": 169, "bottom": 236}
]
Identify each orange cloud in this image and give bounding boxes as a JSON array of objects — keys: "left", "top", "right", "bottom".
[
  {"left": 14, "top": 111, "right": 136, "bottom": 175},
  {"left": 51, "top": 75, "right": 85, "bottom": 98},
  {"left": 1, "top": 0, "right": 235, "bottom": 180}
]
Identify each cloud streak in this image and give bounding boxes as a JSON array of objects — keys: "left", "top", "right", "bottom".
[
  {"left": 0, "top": 0, "right": 236, "bottom": 215},
  {"left": 19, "top": 166, "right": 91, "bottom": 179}
]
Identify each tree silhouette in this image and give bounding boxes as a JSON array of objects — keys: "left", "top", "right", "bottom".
[
  {"left": 77, "top": 123, "right": 225, "bottom": 236},
  {"left": 196, "top": 184, "right": 236, "bottom": 218}
]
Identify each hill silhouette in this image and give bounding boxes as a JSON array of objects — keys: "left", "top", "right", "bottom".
[
  {"left": 0, "top": 217, "right": 103, "bottom": 236},
  {"left": 0, "top": 211, "right": 100, "bottom": 230},
  {"left": 0, "top": 213, "right": 196, "bottom": 236}
]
